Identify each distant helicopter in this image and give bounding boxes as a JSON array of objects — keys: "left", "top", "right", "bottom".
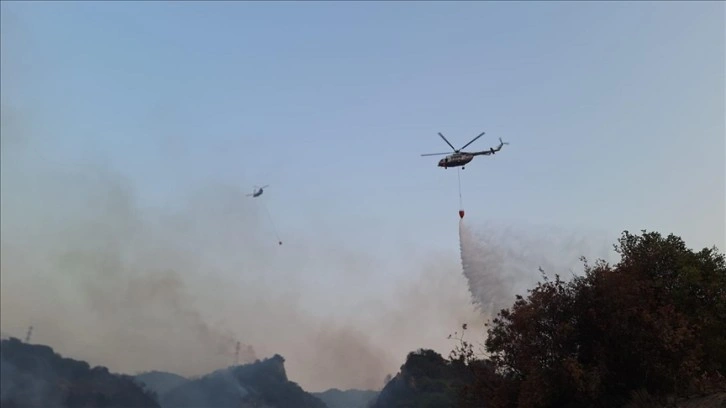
[
  {"left": 246, "top": 184, "right": 282, "bottom": 245},
  {"left": 246, "top": 185, "right": 269, "bottom": 198},
  {"left": 421, "top": 132, "right": 508, "bottom": 169}
]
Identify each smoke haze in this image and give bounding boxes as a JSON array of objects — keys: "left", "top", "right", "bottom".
[
  {"left": 0, "top": 104, "right": 478, "bottom": 390},
  {"left": 0, "top": 105, "right": 615, "bottom": 392},
  {"left": 1, "top": 14, "right": 614, "bottom": 391}
]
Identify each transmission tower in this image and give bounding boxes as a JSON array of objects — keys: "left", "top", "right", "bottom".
[
  {"left": 25, "top": 326, "right": 33, "bottom": 343},
  {"left": 235, "top": 341, "right": 241, "bottom": 365}
]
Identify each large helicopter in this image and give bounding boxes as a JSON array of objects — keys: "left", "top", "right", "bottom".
[{"left": 421, "top": 132, "right": 508, "bottom": 169}]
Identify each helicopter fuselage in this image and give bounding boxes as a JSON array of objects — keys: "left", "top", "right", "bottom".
[
  {"left": 438, "top": 153, "right": 474, "bottom": 168},
  {"left": 422, "top": 131, "right": 506, "bottom": 169}
]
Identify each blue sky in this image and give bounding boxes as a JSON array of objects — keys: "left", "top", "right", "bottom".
[
  {"left": 3, "top": 1, "right": 723, "bottom": 255},
  {"left": 1, "top": 0, "right": 724, "bottom": 388},
  {"left": 3, "top": 1, "right": 724, "bottom": 251}
]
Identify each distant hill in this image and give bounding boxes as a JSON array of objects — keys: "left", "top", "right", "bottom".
[
  {"left": 134, "top": 371, "right": 189, "bottom": 398},
  {"left": 313, "top": 388, "right": 379, "bottom": 408},
  {"left": 368, "top": 349, "right": 474, "bottom": 408},
  {"left": 0, "top": 337, "right": 160, "bottom": 408},
  {"left": 161, "top": 354, "right": 328, "bottom": 408}
]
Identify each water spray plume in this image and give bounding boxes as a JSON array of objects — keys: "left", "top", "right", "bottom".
[
  {"left": 458, "top": 220, "right": 617, "bottom": 322},
  {"left": 458, "top": 220, "right": 514, "bottom": 318}
]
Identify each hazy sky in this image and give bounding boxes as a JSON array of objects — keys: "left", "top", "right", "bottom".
[
  {"left": 3, "top": 1, "right": 724, "bottom": 249},
  {"left": 1, "top": 0, "right": 724, "bottom": 392}
]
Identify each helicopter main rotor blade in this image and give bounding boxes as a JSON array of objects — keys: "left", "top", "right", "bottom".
[
  {"left": 459, "top": 132, "right": 486, "bottom": 151},
  {"left": 438, "top": 132, "right": 458, "bottom": 152},
  {"left": 421, "top": 152, "right": 451, "bottom": 156}
]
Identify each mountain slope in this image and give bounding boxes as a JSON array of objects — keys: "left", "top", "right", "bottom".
[
  {"left": 161, "top": 354, "right": 327, "bottom": 408},
  {"left": 0, "top": 337, "right": 160, "bottom": 408},
  {"left": 369, "top": 349, "right": 474, "bottom": 408},
  {"left": 134, "top": 371, "right": 189, "bottom": 398},
  {"left": 313, "top": 388, "right": 379, "bottom": 408}
]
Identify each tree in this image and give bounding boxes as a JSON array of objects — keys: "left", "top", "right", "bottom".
[
  {"left": 470, "top": 230, "right": 726, "bottom": 408},
  {"left": 448, "top": 324, "right": 515, "bottom": 408}
]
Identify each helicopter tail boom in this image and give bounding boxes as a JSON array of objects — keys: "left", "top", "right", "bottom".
[{"left": 469, "top": 138, "right": 509, "bottom": 156}]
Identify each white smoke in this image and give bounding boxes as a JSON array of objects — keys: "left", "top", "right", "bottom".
[
  {"left": 458, "top": 219, "right": 616, "bottom": 319},
  {"left": 459, "top": 220, "right": 515, "bottom": 318}
]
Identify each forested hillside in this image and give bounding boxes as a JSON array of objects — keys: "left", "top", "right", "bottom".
[
  {"left": 313, "top": 388, "right": 379, "bottom": 408},
  {"left": 160, "top": 354, "right": 327, "bottom": 408},
  {"left": 0, "top": 338, "right": 160, "bottom": 408},
  {"left": 2, "top": 230, "right": 723, "bottom": 408},
  {"left": 451, "top": 230, "right": 726, "bottom": 408}
]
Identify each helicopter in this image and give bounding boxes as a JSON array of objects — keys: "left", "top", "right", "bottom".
[
  {"left": 421, "top": 132, "right": 508, "bottom": 169},
  {"left": 246, "top": 185, "right": 269, "bottom": 198}
]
